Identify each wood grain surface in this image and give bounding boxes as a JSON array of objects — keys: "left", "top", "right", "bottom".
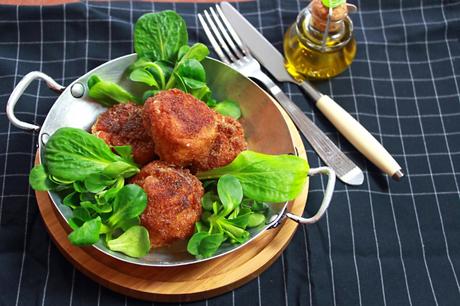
[{"left": 33, "top": 99, "right": 310, "bottom": 302}]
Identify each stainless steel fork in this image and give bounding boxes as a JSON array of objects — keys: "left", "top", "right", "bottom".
[{"left": 198, "top": 6, "right": 363, "bottom": 186}]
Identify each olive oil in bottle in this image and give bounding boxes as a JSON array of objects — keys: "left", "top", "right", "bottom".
[{"left": 284, "top": 0, "right": 357, "bottom": 80}]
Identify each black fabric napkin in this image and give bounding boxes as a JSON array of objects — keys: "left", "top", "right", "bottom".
[{"left": 0, "top": 1, "right": 459, "bottom": 305}]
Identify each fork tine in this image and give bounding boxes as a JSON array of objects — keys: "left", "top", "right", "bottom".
[
  {"left": 209, "top": 6, "right": 244, "bottom": 59},
  {"left": 198, "top": 13, "right": 230, "bottom": 64},
  {"left": 203, "top": 10, "right": 238, "bottom": 62},
  {"left": 216, "top": 5, "right": 250, "bottom": 56}
]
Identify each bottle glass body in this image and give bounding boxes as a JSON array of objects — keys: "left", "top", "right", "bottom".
[{"left": 283, "top": 3, "right": 356, "bottom": 80}]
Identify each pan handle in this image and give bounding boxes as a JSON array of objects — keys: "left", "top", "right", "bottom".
[
  {"left": 6, "top": 71, "right": 65, "bottom": 131},
  {"left": 286, "top": 166, "right": 336, "bottom": 224}
]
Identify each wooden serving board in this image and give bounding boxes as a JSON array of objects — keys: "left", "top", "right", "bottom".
[{"left": 34, "top": 102, "right": 309, "bottom": 302}]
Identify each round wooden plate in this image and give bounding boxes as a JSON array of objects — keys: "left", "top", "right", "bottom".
[{"left": 34, "top": 101, "right": 308, "bottom": 302}]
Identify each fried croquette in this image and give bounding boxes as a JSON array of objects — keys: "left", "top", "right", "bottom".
[
  {"left": 130, "top": 161, "right": 203, "bottom": 247},
  {"left": 92, "top": 103, "right": 156, "bottom": 165},
  {"left": 143, "top": 89, "right": 246, "bottom": 171}
]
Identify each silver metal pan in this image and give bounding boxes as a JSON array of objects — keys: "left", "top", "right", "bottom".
[{"left": 7, "top": 55, "right": 335, "bottom": 267}]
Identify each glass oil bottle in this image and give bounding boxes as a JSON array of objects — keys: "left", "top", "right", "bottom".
[{"left": 283, "top": 0, "right": 357, "bottom": 80}]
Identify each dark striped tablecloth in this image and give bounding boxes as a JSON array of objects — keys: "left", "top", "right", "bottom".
[{"left": 1, "top": 1, "right": 459, "bottom": 305}]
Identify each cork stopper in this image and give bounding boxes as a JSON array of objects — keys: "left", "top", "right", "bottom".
[{"left": 310, "top": 0, "right": 348, "bottom": 33}]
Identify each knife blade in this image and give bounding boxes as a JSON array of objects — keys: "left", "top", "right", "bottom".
[{"left": 221, "top": 1, "right": 404, "bottom": 181}]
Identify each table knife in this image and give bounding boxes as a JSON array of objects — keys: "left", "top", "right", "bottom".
[{"left": 221, "top": 2, "right": 404, "bottom": 181}]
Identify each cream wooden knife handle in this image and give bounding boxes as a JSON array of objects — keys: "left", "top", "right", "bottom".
[{"left": 316, "top": 95, "right": 404, "bottom": 180}]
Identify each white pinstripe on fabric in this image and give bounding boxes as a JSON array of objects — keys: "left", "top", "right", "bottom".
[
  {"left": 324, "top": 81, "right": 342, "bottom": 306},
  {"left": 356, "top": 9, "right": 409, "bottom": 300},
  {"left": 281, "top": 253, "right": 289, "bottom": 306},
  {"left": 348, "top": 40, "right": 412, "bottom": 305},
  {"left": 275, "top": 2, "right": 290, "bottom": 305},
  {"left": 97, "top": 285, "right": 101, "bottom": 306},
  {"left": 85, "top": 1, "right": 89, "bottom": 75},
  {"left": 360, "top": 2, "right": 460, "bottom": 15},
  {"left": 2, "top": 15, "right": 460, "bottom": 28},
  {"left": 338, "top": 66, "right": 365, "bottom": 302},
  {"left": 324, "top": 167, "right": 335, "bottom": 306},
  {"left": 0, "top": 194, "right": 36, "bottom": 198},
  {"left": 256, "top": 276, "right": 261, "bottom": 306},
  {"left": 9, "top": 3, "right": 49, "bottom": 306},
  {"left": 69, "top": 267, "right": 75, "bottom": 306},
  {"left": 361, "top": 1, "right": 418, "bottom": 305},
  {"left": 62, "top": 4, "right": 67, "bottom": 86},
  {"left": 129, "top": 0, "right": 133, "bottom": 54},
  {"left": 194, "top": 2, "right": 199, "bottom": 46},
  {"left": 255, "top": 0, "right": 263, "bottom": 37},
  {"left": 0, "top": 39, "right": 129, "bottom": 44},
  {"left": 419, "top": 0, "right": 460, "bottom": 294},
  {"left": 301, "top": 227, "right": 312, "bottom": 306},
  {"left": 348, "top": 74, "right": 389, "bottom": 306},
  {"left": 33, "top": 6, "right": 53, "bottom": 306},
  {"left": 41, "top": 239, "right": 52, "bottom": 306},
  {"left": 108, "top": 0, "right": 112, "bottom": 60},
  {"left": 0, "top": 2, "right": 20, "bottom": 225},
  {"left": 288, "top": 92, "right": 460, "bottom": 101},
  {"left": 306, "top": 189, "right": 460, "bottom": 196},
  {"left": 0, "top": 40, "right": 135, "bottom": 47},
  {"left": 0, "top": 18, "right": 135, "bottom": 24},
  {"left": 79, "top": 1, "right": 460, "bottom": 15},
  {"left": 334, "top": 74, "right": 460, "bottom": 82},
  {"left": 62, "top": 3, "right": 77, "bottom": 305},
  {"left": 353, "top": 57, "right": 460, "bottom": 64},
  {"left": 12, "top": 6, "right": 26, "bottom": 306},
  {"left": 293, "top": 2, "right": 313, "bottom": 305},
  {"left": 354, "top": 19, "right": 456, "bottom": 30},
  {"left": 0, "top": 152, "right": 44, "bottom": 157},
  {"left": 266, "top": 37, "right": 460, "bottom": 47},
  {"left": 335, "top": 110, "right": 460, "bottom": 118},
  {"left": 346, "top": 71, "right": 364, "bottom": 306},
  {"left": 384, "top": 165, "right": 414, "bottom": 306},
  {"left": 372, "top": 1, "right": 439, "bottom": 304}
]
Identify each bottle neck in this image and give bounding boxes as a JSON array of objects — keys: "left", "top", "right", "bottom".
[{"left": 295, "top": 3, "right": 353, "bottom": 52}]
